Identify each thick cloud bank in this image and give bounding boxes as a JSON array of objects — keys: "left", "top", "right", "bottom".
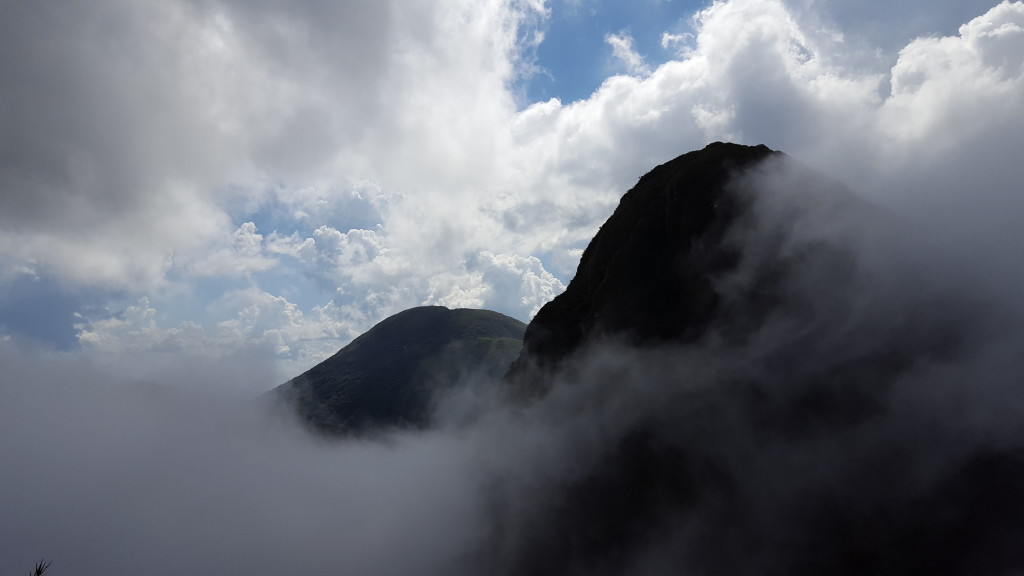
[
  {"left": 0, "top": 344, "right": 486, "bottom": 576},
  {"left": 4, "top": 151, "right": 1024, "bottom": 574}
]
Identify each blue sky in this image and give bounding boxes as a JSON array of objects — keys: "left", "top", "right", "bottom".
[
  {"left": 0, "top": 0, "right": 1021, "bottom": 384},
  {"left": 525, "top": 0, "right": 707, "bottom": 103}
]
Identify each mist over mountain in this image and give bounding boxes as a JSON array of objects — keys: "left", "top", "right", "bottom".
[
  {"left": 277, "top": 142, "right": 1024, "bottom": 575},
  {"left": 486, "top": 143, "right": 1024, "bottom": 575},
  {"left": 4, "top": 142, "right": 1024, "bottom": 575},
  {"left": 272, "top": 306, "right": 525, "bottom": 434}
]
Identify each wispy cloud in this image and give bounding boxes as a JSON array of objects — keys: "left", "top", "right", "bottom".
[{"left": 606, "top": 31, "right": 652, "bottom": 75}]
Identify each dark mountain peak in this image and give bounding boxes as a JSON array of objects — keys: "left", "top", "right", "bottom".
[
  {"left": 272, "top": 306, "right": 526, "bottom": 434},
  {"left": 351, "top": 305, "right": 524, "bottom": 343},
  {"left": 508, "top": 142, "right": 781, "bottom": 381}
]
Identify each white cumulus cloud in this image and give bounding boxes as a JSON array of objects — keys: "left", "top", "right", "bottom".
[
  {"left": 2, "top": 0, "right": 1023, "bottom": 378},
  {"left": 606, "top": 31, "right": 652, "bottom": 75}
]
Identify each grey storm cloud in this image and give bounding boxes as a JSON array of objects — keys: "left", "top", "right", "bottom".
[{"left": 0, "top": 0, "right": 533, "bottom": 289}]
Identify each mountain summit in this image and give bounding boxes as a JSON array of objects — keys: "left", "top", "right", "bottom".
[{"left": 508, "top": 142, "right": 780, "bottom": 382}]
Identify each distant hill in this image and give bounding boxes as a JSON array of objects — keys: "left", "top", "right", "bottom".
[{"left": 272, "top": 306, "right": 525, "bottom": 434}]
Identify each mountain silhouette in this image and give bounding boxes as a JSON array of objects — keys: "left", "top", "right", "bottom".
[
  {"left": 272, "top": 306, "right": 525, "bottom": 434},
  {"left": 508, "top": 142, "right": 786, "bottom": 388}
]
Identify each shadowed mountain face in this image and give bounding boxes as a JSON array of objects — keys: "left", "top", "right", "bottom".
[
  {"left": 273, "top": 306, "right": 525, "bottom": 434},
  {"left": 490, "top": 143, "right": 1024, "bottom": 576},
  {"left": 507, "top": 142, "right": 779, "bottom": 382}
]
